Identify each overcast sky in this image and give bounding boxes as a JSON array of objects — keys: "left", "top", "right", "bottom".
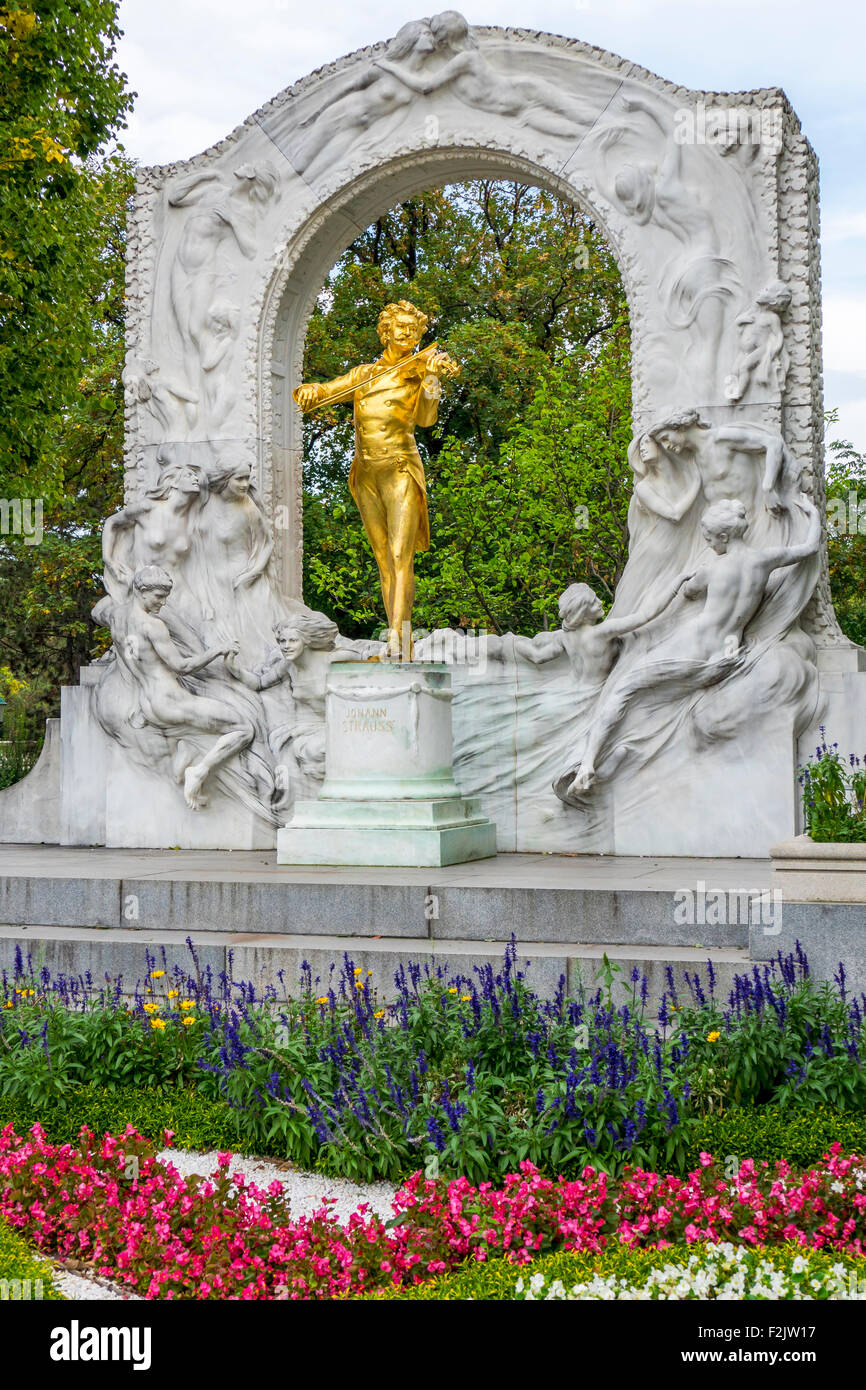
[{"left": 115, "top": 0, "right": 866, "bottom": 455}]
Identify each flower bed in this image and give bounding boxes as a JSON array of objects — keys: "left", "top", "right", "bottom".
[
  {"left": 2, "top": 934, "right": 865, "bottom": 1184},
  {"left": 2, "top": 1124, "right": 865, "bottom": 1300},
  {"left": 362, "top": 1242, "right": 866, "bottom": 1301},
  {"left": 0, "top": 1215, "right": 65, "bottom": 1300}
]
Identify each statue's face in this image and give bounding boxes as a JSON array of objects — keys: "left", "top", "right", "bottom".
[
  {"left": 702, "top": 525, "right": 729, "bottom": 555},
  {"left": 657, "top": 429, "right": 685, "bottom": 455},
  {"left": 386, "top": 313, "right": 423, "bottom": 354},
  {"left": 177, "top": 467, "right": 200, "bottom": 495},
  {"left": 414, "top": 22, "right": 435, "bottom": 54},
  {"left": 140, "top": 586, "right": 171, "bottom": 614},
  {"left": 276, "top": 627, "right": 305, "bottom": 660},
  {"left": 226, "top": 466, "right": 251, "bottom": 498}
]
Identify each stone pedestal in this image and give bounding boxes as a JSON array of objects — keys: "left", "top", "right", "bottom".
[
  {"left": 277, "top": 663, "right": 497, "bottom": 866},
  {"left": 771, "top": 833, "right": 866, "bottom": 903}
]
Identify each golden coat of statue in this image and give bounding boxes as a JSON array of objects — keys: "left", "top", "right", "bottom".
[{"left": 293, "top": 300, "right": 459, "bottom": 656}]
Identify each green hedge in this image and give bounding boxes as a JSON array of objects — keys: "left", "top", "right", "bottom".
[
  {"left": 1, "top": 1089, "right": 865, "bottom": 1178},
  {"left": 682, "top": 1106, "right": 866, "bottom": 1171},
  {"left": 0, "top": 1086, "right": 247, "bottom": 1154},
  {"left": 360, "top": 1243, "right": 866, "bottom": 1301},
  {"left": 0, "top": 1218, "right": 65, "bottom": 1300}
]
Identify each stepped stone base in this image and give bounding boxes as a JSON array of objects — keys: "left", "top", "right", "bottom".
[
  {"left": 277, "top": 797, "right": 497, "bottom": 866},
  {"left": 2, "top": 845, "right": 863, "bottom": 998}
]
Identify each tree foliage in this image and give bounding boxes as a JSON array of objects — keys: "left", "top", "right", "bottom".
[
  {"left": 0, "top": 2, "right": 133, "bottom": 495},
  {"left": 0, "top": 3, "right": 133, "bottom": 730},
  {"left": 825, "top": 413, "right": 866, "bottom": 649}
]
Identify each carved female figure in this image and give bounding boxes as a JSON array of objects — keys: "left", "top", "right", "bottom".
[
  {"left": 199, "top": 298, "right": 240, "bottom": 428},
  {"left": 614, "top": 410, "right": 708, "bottom": 615},
  {"left": 291, "top": 20, "right": 438, "bottom": 175},
  {"left": 101, "top": 456, "right": 205, "bottom": 630},
  {"left": 167, "top": 163, "right": 278, "bottom": 404},
  {"left": 228, "top": 609, "right": 347, "bottom": 787},
  {"left": 594, "top": 96, "right": 741, "bottom": 391},
  {"left": 374, "top": 11, "right": 596, "bottom": 137},
  {"left": 193, "top": 451, "right": 278, "bottom": 659},
  {"left": 725, "top": 280, "right": 792, "bottom": 403}
]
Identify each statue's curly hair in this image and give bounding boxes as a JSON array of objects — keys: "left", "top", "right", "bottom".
[
  {"left": 377, "top": 300, "right": 429, "bottom": 344},
  {"left": 133, "top": 565, "right": 173, "bottom": 594}
]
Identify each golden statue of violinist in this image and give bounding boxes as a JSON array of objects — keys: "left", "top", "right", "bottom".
[{"left": 293, "top": 300, "right": 459, "bottom": 658}]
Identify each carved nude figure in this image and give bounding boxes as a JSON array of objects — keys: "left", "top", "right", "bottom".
[
  {"left": 563, "top": 495, "right": 821, "bottom": 797},
  {"left": 291, "top": 20, "right": 438, "bottom": 175},
  {"left": 199, "top": 299, "right": 240, "bottom": 427},
  {"left": 508, "top": 580, "right": 691, "bottom": 686},
  {"left": 102, "top": 456, "right": 203, "bottom": 603},
  {"left": 167, "top": 163, "right": 278, "bottom": 398},
  {"left": 121, "top": 357, "right": 197, "bottom": 439},
  {"left": 595, "top": 96, "right": 740, "bottom": 388},
  {"left": 205, "top": 452, "right": 274, "bottom": 592},
  {"left": 110, "top": 567, "right": 253, "bottom": 810},
  {"left": 701, "top": 422, "right": 800, "bottom": 519},
  {"left": 374, "top": 11, "right": 596, "bottom": 137},
  {"left": 725, "top": 281, "right": 792, "bottom": 403},
  {"left": 227, "top": 610, "right": 351, "bottom": 783}
]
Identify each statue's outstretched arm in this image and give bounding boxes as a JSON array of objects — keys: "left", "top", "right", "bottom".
[
  {"left": 512, "top": 631, "right": 564, "bottom": 664},
  {"left": 294, "top": 363, "right": 369, "bottom": 411},
  {"left": 600, "top": 568, "right": 697, "bottom": 636},
  {"left": 374, "top": 52, "right": 469, "bottom": 96},
  {"left": 759, "top": 497, "right": 821, "bottom": 572},
  {"left": 168, "top": 171, "right": 221, "bottom": 207}
]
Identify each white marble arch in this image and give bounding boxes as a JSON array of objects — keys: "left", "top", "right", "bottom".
[
  {"left": 16, "top": 14, "right": 859, "bottom": 855},
  {"left": 124, "top": 16, "right": 844, "bottom": 652}
]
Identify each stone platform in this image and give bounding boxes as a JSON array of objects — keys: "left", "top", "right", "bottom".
[
  {"left": 0, "top": 843, "right": 789, "bottom": 1008},
  {"left": 1, "top": 845, "right": 862, "bottom": 1002}
]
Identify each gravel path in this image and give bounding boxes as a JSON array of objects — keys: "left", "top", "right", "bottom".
[
  {"left": 50, "top": 1149, "right": 399, "bottom": 1300},
  {"left": 52, "top": 1267, "right": 141, "bottom": 1301},
  {"left": 156, "top": 1146, "right": 399, "bottom": 1223}
]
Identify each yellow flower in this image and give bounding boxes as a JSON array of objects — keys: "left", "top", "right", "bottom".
[
  {"left": 354, "top": 981, "right": 365, "bottom": 990},
  {"left": 150, "top": 1018, "right": 167, "bottom": 1031},
  {"left": 167, "top": 990, "right": 178, "bottom": 999},
  {"left": 181, "top": 1017, "right": 195, "bottom": 1027},
  {"left": 180, "top": 1000, "right": 195, "bottom": 1010},
  {"left": 374, "top": 1010, "right": 384, "bottom": 1020},
  {"left": 354, "top": 968, "right": 362, "bottom": 976},
  {"left": 316, "top": 996, "right": 329, "bottom": 1005},
  {"left": 447, "top": 987, "right": 458, "bottom": 994},
  {"left": 367, "top": 970, "right": 372, "bottom": 976},
  {"left": 707, "top": 1031, "right": 721, "bottom": 1043},
  {"left": 143, "top": 1002, "right": 160, "bottom": 1014},
  {"left": 150, "top": 970, "right": 165, "bottom": 979},
  {"left": 461, "top": 995, "right": 471, "bottom": 1002},
  {"left": 3, "top": 1001, "right": 12, "bottom": 1009}
]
